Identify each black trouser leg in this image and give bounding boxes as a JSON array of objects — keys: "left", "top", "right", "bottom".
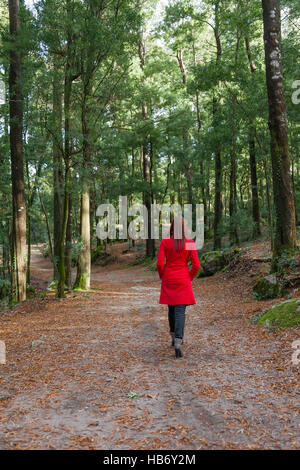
[
  {"left": 174, "top": 304, "right": 186, "bottom": 339},
  {"left": 168, "top": 305, "right": 175, "bottom": 333}
]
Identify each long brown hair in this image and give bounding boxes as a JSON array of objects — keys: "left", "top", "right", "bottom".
[{"left": 170, "top": 216, "right": 186, "bottom": 251}]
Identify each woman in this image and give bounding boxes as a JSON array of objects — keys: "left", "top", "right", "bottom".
[{"left": 156, "top": 216, "right": 201, "bottom": 358}]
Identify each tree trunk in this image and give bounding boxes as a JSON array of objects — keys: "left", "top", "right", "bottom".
[
  {"left": 213, "top": 142, "right": 222, "bottom": 250},
  {"left": 57, "top": 60, "right": 72, "bottom": 297},
  {"left": 249, "top": 132, "right": 261, "bottom": 238},
  {"left": 57, "top": 167, "right": 69, "bottom": 298},
  {"left": 52, "top": 59, "right": 63, "bottom": 280},
  {"left": 229, "top": 99, "right": 239, "bottom": 245},
  {"left": 75, "top": 184, "right": 91, "bottom": 289},
  {"left": 254, "top": 130, "right": 273, "bottom": 240},
  {"left": 25, "top": 162, "right": 37, "bottom": 283},
  {"left": 149, "top": 140, "right": 156, "bottom": 257},
  {"left": 142, "top": 139, "right": 154, "bottom": 258},
  {"left": 39, "top": 191, "right": 53, "bottom": 260},
  {"left": 64, "top": 190, "right": 72, "bottom": 289},
  {"left": 74, "top": 89, "right": 91, "bottom": 290},
  {"left": 244, "top": 36, "right": 261, "bottom": 237},
  {"left": 263, "top": 155, "right": 273, "bottom": 246},
  {"left": 176, "top": 49, "right": 194, "bottom": 210},
  {"left": 194, "top": 53, "right": 208, "bottom": 234},
  {"left": 262, "top": 0, "right": 296, "bottom": 266},
  {"left": 229, "top": 26, "right": 241, "bottom": 246},
  {"left": 26, "top": 198, "right": 31, "bottom": 285},
  {"left": 206, "top": 166, "right": 211, "bottom": 232},
  {"left": 213, "top": 1, "right": 222, "bottom": 250},
  {"left": 139, "top": 40, "right": 155, "bottom": 258},
  {"left": 8, "top": 0, "right": 26, "bottom": 302},
  {"left": 291, "top": 149, "right": 299, "bottom": 225},
  {"left": 183, "top": 134, "right": 193, "bottom": 206}
]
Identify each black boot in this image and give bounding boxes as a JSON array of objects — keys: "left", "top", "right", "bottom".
[
  {"left": 174, "top": 337, "right": 183, "bottom": 358},
  {"left": 170, "top": 332, "right": 175, "bottom": 347}
]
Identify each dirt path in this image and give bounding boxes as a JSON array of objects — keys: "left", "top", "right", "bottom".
[{"left": 0, "top": 246, "right": 299, "bottom": 449}]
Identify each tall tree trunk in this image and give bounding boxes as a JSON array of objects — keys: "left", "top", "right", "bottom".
[
  {"left": 57, "top": 166, "right": 69, "bottom": 298},
  {"left": 39, "top": 191, "right": 54, "bottom": 260},
  {"left": 213, "top": 1, "right": 222, "bottom": 250},
  {"left": 65, "top": 189, "right": 72, "bottom": 289},
  {"left": 57, "top": 58, "right": 72, "bottom": 297},
  {"left": 139, "top": 40, "right": 155, "bottom": 258},
  {"left": 25, "top": 161, "right": 40, "bottom": 283},
  {"left": 254, "top": 130, "right": 273, "bottom": 242},
  {"left": 149, "top": 140, "right": 156, "bottom": 257},
  {"left": 3, "top": 83, "right": 10, "bottom": 280},
  {"left": 74, "top": 88, "right": 91, "bottom": 290},
  {"left": 291, "top": 149, "right": 299, "bottom": 225},
  {"left": 57, "top": 0, "right": 80, "bottom": 297},
  {"left": 229, "top": 30, "right": 240, "bottom": 246},
  {"left": 177, "top": 46, "right": 199, "bottom": 215},
  {"left": 8, "top": 0, "right": 26, "bottom": 302},
  {"left": 229, "top": 99, "right": 239, "bottom": 245},
  {"left": 244, "top": 36, "right": 261, "bottom": 237},
  {"left": 75, "top": 182, "right": 91, "bottom": 289},
  {"left": 183, "top": 134, "right": 193, "bottom": 206},
  {"left": 26, "top": 192, "right": 32, "bottom": 285},
  {"left": 194, "top": 62, "right": 208, "bottom": 233},
  {"left": 52, "top": 59, "right": 63, "bottom": 280},
  {"left": 213, "top": 140, "right": 222, "bottom": 250},
  {"left": 249, "top": 131, "right": 261, "bottom": 237},
  {"left": 262, "top": 0, "right": 296, "bottom": 267},
  {"left": 263, "top": 155, "right": 273, "bottom": 246},
  {"left": 206, "top": 165, "right": 211, "bottom": 232},
  {"left": 142, "top": 139, "right": 154, "bottom": 258}
]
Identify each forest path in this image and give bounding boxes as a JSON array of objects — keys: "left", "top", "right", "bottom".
[{"left": 0, "top": 244, "right": 299, "bottom": 449}]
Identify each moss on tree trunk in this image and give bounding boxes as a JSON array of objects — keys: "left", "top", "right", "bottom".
[{"left": 262, "top": 0, "right": 296, "bottom": 270}]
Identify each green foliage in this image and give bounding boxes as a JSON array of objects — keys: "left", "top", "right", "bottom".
[
  {"left": 0, "top": 278, "right": 10, "bottom": 300},
  {"left": 130, "top": 255, "right": 153, "bottom": 267},
  {"left": 0, "top": 0, "right": 299, "bottom": 304},
  {"left": 149, "top": 260, "right": 157, "bottom": 272},
  {"left": 69, "top": 241, "right": 84, "bottom": 267},
  {"left": 26, "top": 285, "right": 36, "bottom": 299},
  {"left": 126, "top": 392, "right": 140, "bottom": 399},
  {"left": 41, "top": 243, "right": 51, "bottom": 258},
  {"left": 91, "top": 245, "right": 106, "bottom": 264},
  {"left": 277, "top": 251, "right": 297, "bottom": 273}
]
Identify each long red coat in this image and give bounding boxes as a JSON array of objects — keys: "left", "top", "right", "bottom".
[{"left": 156, "top": 237, "right": 200, "bottom": 305}]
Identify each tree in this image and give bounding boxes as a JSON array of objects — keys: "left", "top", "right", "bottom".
[
  {"left": 262, "top": 0, "right": 296, "bottom": 266},
  {"left": 212, "top": 0, "right": 223, "bottom": 250},
  {"left": 52, "top": 58, "right": 63, "bottom": 280},
  {"left": 138, "top": 38, "right": 155, "bottom": 258},
  {"left": 244, "top": 36, "right": 261, "bottom": 238},
  {"left": 8, "top": 0, "right": 26, "bottom": 302}
]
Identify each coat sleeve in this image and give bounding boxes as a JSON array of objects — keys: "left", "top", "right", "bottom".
[
  {"left": 188, "top": 240, "right": 201, "bottom": 281},
  {"left": 156, "top": 240, "right": 166, "bottom": 279}
]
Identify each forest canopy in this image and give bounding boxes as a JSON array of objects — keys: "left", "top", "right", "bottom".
[{"left": 0, "top": 0, "right": 299, "bottom": 301}]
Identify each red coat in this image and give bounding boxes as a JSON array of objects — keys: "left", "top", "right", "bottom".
[{"left": 156, "top": 237, "right": 200, "bottom": 305}]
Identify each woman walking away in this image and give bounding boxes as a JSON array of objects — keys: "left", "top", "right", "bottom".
[{"left": 156, "top": 216, "right": 201, "bottom": 358}]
